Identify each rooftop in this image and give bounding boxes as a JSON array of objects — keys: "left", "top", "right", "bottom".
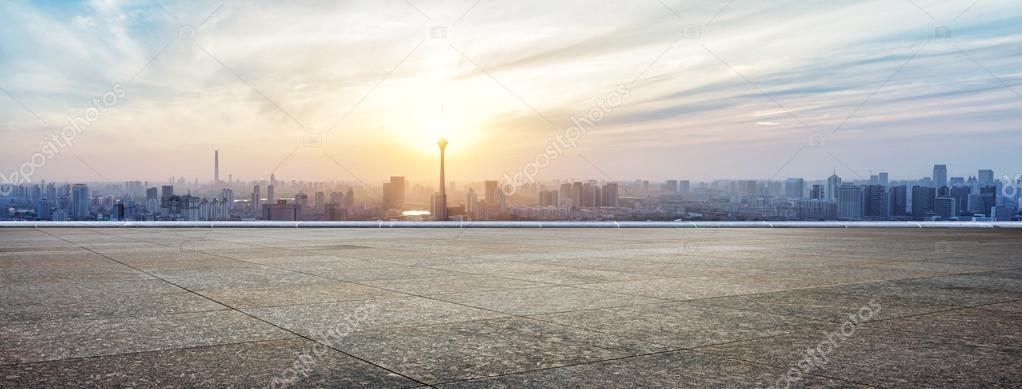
[{"left": 2, "top": 228, "right": 1020, "bottom": 387}]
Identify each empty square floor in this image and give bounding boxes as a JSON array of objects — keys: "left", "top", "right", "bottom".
[{"left": 1, "top": 228, "right": 1021, "bottom": 388}]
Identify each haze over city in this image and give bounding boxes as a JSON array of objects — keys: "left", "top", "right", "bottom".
[{"left": 1, "top": 0, "right": 1020, "bottom": 183}]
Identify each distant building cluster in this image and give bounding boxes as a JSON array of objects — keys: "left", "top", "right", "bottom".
[{"left": 2, "top": 163, "right": 1019, "bottom": 222}]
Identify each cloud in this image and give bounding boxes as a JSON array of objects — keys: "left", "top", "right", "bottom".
[{"left": 0, "top": 0, "right": 1020, "bottom": 182}]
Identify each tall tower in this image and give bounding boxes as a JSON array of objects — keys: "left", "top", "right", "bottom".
[
  {"left": 214, "top": 150, "right": 220, "bottom": 184},
  {"left": 436, "top": 137, "right": 449, "bottom": 221},
  {"left": 933, "top": 164, "right": 948, "bottom": 189}
]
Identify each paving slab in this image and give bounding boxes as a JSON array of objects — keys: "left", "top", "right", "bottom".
[
  {"left": 0, "top": 227, "right": 1019, "bottom": 387},
  {"left": 0, "top": 339, "right": 419, "bottom": 388},
  {"left": 433, "top": 286, "right": 666, "bottom": 315},
  {"left": 0, "top": 309, "right": 294, "bottom": 364},
  {"left": 336, "top": 317, "right": 663, "bottom": 384}
]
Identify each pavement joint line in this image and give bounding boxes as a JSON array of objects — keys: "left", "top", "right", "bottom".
[{"left": 34, "top": 228, "right": 433, "bottom": 388}]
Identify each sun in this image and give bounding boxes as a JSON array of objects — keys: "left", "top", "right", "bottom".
[{"left": 386, "top": 104, "right": 483, "bottom": 155}]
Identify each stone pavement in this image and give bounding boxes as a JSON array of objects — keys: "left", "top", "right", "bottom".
[{"left": 1, "top": 228, "right": 1020, "bottom": 388}]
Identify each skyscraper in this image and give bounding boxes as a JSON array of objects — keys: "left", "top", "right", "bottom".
[
  {"left": 810, "top": 185, "right": 824, "bottom": 200},
  {"left": 933, "top": 164, "right": 948, "bottom": 189},
  {"left": 911, "top": 186, "right": 936, "bottom": 220},
  {"left": 251, "top": 185, "right": 261, "bottom": 210},
  {"left": 934, "top": 197, "right": 958, "bottom": 220},
  {"left": 71, "top": 184, "right": 90, "bottom": 220},
  {"left": 950, "top": 186, "right": 971, "bottom": 216},
  {"left": 382, "top": 176, "right": 406, "bottom": 209},
  {"left": 979, "top": 186, "right": 997, "bottom": 215},
  {"left": 837, "top": 184, "right": 863, "bottom": 220},
  {"left": 314, "top": 192, "right": 325, "bottom": 211},
  {"left": 863, "top": 185, "right": 889, "bottom": 219},
  {"left": 466, "top": 188, "right": 478, "bottom": 215},
  {"left": 785, "top": 178, "right": 805, "bottom": 199},
  {"left": 878, "top": 172, "right": 889, "bottom": 187},
  {"left": 485, "top": 181, "right": 499, "bottom": 204},
  {"left": 826, "top": 172, "right": 842, "bottom": 201},
  {"left": 343, "top": 188, "right": 355, "bottom": 209},
  {"left": 602, "top": 183, "right": 619, "bottom": 207},
  {"left": 214, "top": 150, "right": 220, "bottom": 184},
  {"left": 539, "top": 190, "right": 559, "bottom": 207},
  {"left": 889, "top": 185, "right": 908, "bottom": 216},
  {"left": 978, "top": 169, "right": 994, "bottom": 186}
]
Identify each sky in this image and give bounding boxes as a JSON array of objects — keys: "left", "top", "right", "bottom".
[{"left": 0, "top": 0, "right": 1019, "bottom": 185}]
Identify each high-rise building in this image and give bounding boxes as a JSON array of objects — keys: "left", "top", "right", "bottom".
[
  {"left": 878, "top": 172, "right": 889, "bottom": 187},
  {"left": 161, "top": 185, "right": 174, "bottom": 198},
  {"left": 267, "top": 184, "right": 275, "bottom": 204},
  {"left": 979, "top": 186, "right": 997, "bottom": 215},
  {"left": 251, "top": 185, "right": 261, "bottom": 210},
  {"left": 785, "top": 178, "right": 805, "bottom": 199},
  {"left": 466, "top": 188, "right": 478, "bottom": 215},
  {"left": 294, "top": 192, "right": 309, "bottom": 209},
  {"left": 933, "top": 164, "right": 948, "bottom": 189},
  {"left": 663, "top": 180, "right": 678, "bottom": 193},
  {"left": 863, "top": 185, "right": 889, "bottom": 219},
  {"left": 978, "top": 169, "right": 994, "bottom": 186},
  {"left": 71, "top": 184, "right": 90, "bottom": 220},
  {"left": 678, "top": 180, "right": 690, "bottom": 194},
  {"left": 539, "top": 190, "right": 559, "bottom": 207},
  {"left": 950, "top": 186, "right": 971, "bottom": 216},
  {"left": 383, "top": 176, "right": 406, "bottom": 209},
  {"left": 826, "top": 172, "right": 842, "bottom": 201},
  {"left": 263, "top": 200, "right": 301, "bottom": 221},
  {"left": 889, "top": 185, "right": 908, "bottom": 216},
  {"left": 911, "top": 186, "right": 936, "bottom": 220},
  {"left": 214, "top": 150, "right": 220, "bottom": 184},
  {"left": 934, "top": 197, "right": 958, "bottom": 220},
  {"left": 837, "top": 184, "right": 863, "bottom": 220},
  {"left": 810, "top": 185, "right": 824, "bottom": 200},
  {"left": 602, "top": 183, "right": 619, "bottom": 207},
  {"left": 35, "top": 198, "right": 51, "bottom": 220},
  {"left": 484, "top": 181, "right": 499, "bottom": 204},
  {"left": 343, "top": 188, "right": 355, "bottom": 209},
  {"left": 314, "top": 192, "right": 325, "bottom": 211}
]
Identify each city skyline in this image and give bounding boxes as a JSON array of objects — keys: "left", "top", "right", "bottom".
[
  {"left": 4, "top": 158, "right": 1018, "bottom": 223},
  {"left": 1, "top": 1, "right": 1020, "bottom": 183}
]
